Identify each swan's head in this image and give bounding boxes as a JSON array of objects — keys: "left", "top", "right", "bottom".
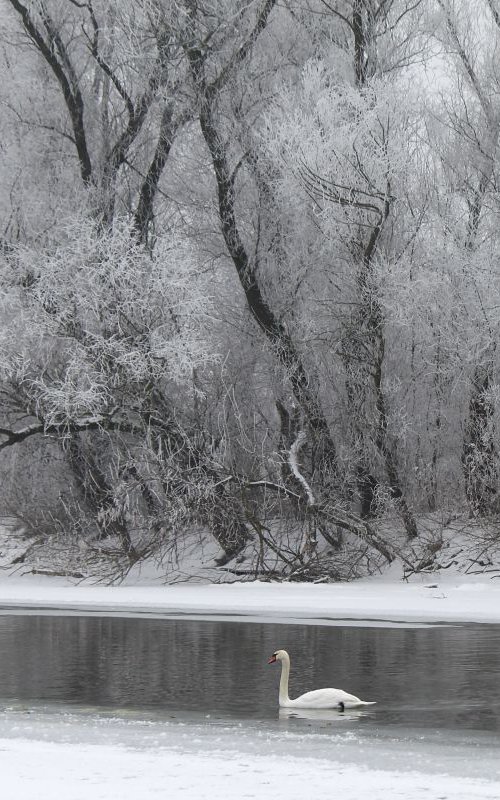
[{"left": 268, "top": 649, "right": 289, "bottom": 664}]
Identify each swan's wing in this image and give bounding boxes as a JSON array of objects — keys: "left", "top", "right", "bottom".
[
  {"left": 326, "top": 689, "right": 376, "bottom": 707},
  {"left": 290, "top": 688, "right": 364, "bottom": 709},
  {"left": 287, "top": 688, "right": 376, "bottom": 709}
]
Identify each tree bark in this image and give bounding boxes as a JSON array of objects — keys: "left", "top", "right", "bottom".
[
  {"left": 462, "top": 361, "right": 498, "bottom": 516},
  {"left": 65, "top": 433, "right": 139, "bottom": 561},
  {"left": 195, "top": 88, "right": 338, "bottom": 477}
]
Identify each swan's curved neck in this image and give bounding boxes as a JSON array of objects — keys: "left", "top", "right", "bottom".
[{"left": 279, "top": 653, "right": 291, "bottom": 706}]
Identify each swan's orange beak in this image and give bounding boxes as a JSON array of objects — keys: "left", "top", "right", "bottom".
[{"left": 268, "top": 654, "right": 277, "bottom": 664}]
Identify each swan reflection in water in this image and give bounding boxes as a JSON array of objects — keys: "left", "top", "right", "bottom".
[{"left": 279, "top": 707, "right": 373, "bottom": 723}]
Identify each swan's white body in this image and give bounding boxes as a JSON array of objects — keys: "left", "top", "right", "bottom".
[{"left": 268, "top": 649, "right": 375, "bottom": 710}]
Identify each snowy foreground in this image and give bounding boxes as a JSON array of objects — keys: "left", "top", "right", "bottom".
[
  {"left": 2, "top": 722, "right": 500, "bottom": 800},
  {"left": 1, "top": 567, "right": 500, "bottom": 799},
  {"left": 0, "top": 701, "right": 499, "bottom": 800}
]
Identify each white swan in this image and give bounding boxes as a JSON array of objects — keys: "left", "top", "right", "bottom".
[{"left": 268, "top": 649, "right": 376, "bottom": 710}]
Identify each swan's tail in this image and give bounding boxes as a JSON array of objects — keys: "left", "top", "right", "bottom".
[{"left": 345, "top": 700, "right": 376, "bottom": 708}]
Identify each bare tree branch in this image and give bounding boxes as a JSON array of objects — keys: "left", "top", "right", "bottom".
[
  {"left": 208, "top": 0, "right": 278, "bottom": 96},
  {"left": 81, "top": 0, "right": 135, "bottom": 120},
  {"left": 436, "top": 0, "right": 490, "bottom": 116},
  {"left": 6, "top": 0, "right": 93, "bottom": 185}
]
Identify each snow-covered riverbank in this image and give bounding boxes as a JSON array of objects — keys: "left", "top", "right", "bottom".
[{"left": 1, "top": 565, "right": 500, "bottom": 625}]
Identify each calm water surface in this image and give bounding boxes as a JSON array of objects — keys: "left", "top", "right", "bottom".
[{"left": 0, "top": 615, "right": 499, "bottom": 734}]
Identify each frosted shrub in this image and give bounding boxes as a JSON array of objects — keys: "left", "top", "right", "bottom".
[
  {"left": 0, "top": 217, "right": 219, "bottom": 572},
  {"left": 6, "top": 218, "right": 216, "bottom": 425}
]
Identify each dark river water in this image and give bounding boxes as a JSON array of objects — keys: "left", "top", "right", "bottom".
[{"left": 0, "top": 614, "right": 499, "bottom": 734}]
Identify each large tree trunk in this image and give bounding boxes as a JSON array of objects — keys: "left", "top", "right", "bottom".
[
  {"left": 438, "top": 0, "right": 500, "bottom": 517},
  {"left": 462, "top": 362, "right": 498, "bottom": 516},
  {"left": 187, "top": 48, "right": 339, "bottom": 484},
  {"left": 341, "top": 227, "right": 418, "bottom": 538},
  {"left": 65, "top": 433, "right": 139, "bottom": 560}
]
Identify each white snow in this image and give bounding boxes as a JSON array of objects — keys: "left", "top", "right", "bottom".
[
  {"left": 0, "top": 565, "right": 500, "bottom": 625},
  {"left": 2, "top": 735, "right": 499, "bottom": 800},
  {"left": 0, "top": 708, "right": 499, "bottom": 800}
]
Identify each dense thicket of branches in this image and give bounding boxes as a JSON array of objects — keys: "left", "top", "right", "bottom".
[{"left": 1, "top": 0, "right": 500, "bottom": 580}]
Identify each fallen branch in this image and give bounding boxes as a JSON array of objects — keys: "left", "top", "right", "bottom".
[
  {"left": 210, "top": 472, "right": 396, "bottom": 563},
  {"left": 0, "top": 412, "right": 140, "bottom": 451},
  {"left": 24, "top": 568, "right": 85, "bottom": 579},
  {"left": 317, "top": 502, "right": 396, "bottom": 563}
]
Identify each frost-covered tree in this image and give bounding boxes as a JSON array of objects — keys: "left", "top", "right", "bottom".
[
  {"left": 258, "top": 1, "right": 428, "bottom": 537},
  {"left": 3, "top": 0, "right": 500, "bottom": 581},
  {"left": 3, "top": 0, "right": 189, "bottom": 239},
  {"left": 0, "top": 216, "right": 218, "bottom": 562},
  {"left": 429, "top": 0, "right": 500, "bottom": 515}
]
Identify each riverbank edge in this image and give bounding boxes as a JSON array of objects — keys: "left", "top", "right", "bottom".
[{"left": 0, "top": 571, "right": 499, "bottom": 625}]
